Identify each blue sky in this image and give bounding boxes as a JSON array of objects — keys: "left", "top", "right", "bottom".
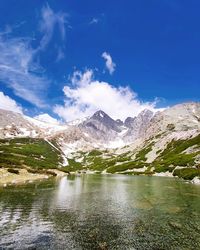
[{"left": 0, "top": 0, "right": 200, "bottom": 122}]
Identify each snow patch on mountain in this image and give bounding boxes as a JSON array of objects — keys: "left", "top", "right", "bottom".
[{"left": 0, "top": 102, "right": 199, "bottom": 160}]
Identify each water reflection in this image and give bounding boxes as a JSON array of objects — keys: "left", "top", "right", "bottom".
[{"left": 0, "top": 175, "right": 200, "bottom": 249}]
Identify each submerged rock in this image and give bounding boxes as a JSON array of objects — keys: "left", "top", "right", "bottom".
[
  {"left": 168, "top": 221, "right": 182, "bottom": 230},
  {"left": 191, "top": 177, "right": 200, "bottom": 185}
]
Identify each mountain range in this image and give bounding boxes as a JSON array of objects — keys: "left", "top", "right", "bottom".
[{"left": 0, "top": 102, "right": 200, "bottom": 182}]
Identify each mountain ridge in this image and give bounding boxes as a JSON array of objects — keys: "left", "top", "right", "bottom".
[{"left": 0, "top": 102, "right": 200, "bottom": 182}]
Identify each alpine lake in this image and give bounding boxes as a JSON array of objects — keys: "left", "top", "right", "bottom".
[{"left": 0, "top": 174, "right": 200, "bottom": 250}]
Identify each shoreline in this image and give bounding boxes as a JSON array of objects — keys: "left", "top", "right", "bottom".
[
  {"left": 0, "top": 168, "right": 67, "bottom": 187},
  {"left": 0, "top": 168, "right": 199, "bottom": 187}
]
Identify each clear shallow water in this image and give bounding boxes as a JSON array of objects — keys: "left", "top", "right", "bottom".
[{"left": 0, "top": 175, "right": 200, "bottom": 250}]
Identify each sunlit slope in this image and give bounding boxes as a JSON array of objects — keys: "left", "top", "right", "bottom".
[
  {"left": 0, "top": 138, "right": 62, "bottom": 169},
  {"left": 61, "top": 135, "right": 200, "bottom": 180}
]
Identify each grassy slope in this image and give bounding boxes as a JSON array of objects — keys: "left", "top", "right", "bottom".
[
  {"left": 153, "top": 135, "right": 200, "bottom": 179},
  {"left": 0, "top": 138, "right": 62, "bottom": 169},
  {"left": 73, "top": 135, "right": 200, "bottom": 180},
  {"left": 1, "top": 135, "right": 199, "bottom": 180},
  {"left": 0, "top": 138, "right": 87, "bottom": 173}
]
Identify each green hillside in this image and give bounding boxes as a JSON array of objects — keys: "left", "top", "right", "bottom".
[
  {"left": 0, "top": 135, "right": 200, "bottom": 180},
  {"left": 0, "top": 138, "right": 62, "bottom": 169},
  {"left": 65, "top": 135, "right": 200, "bottom": 180}
]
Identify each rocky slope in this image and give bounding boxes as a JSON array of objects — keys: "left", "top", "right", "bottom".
[
  {"left": 123, "top": 109, "right": 154, "bottom": 142},
  {"left": 0, "top": 102, "right": 200, "bottom": 181}
]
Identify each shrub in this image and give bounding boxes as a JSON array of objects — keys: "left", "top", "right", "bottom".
[
  {"left": 135, "top": 143, "right": 154, "bottom": 161},
  {"left": 167, "top": 123, "right": 175, "bottom": 131},
  {"left": 7, "top": 168, "right": 19, "bottom": 174},
  {"left": 0, "top": 138, "right": 62, "bottom": 169},
  {"left": 88, "top": 150, "right": 103, "bottom": 156},
  {"left": 27, "top": 168, "right": 57, "bottom": 176},
  {"left": 173, "top": 168, "right": 200, "bottom": 180},
  {"left": 88, "top": 157, "right": 108, "bottom": 171},
  {"left": 153, "top": 135, "right": 200, "bottom": 168},
  {"left": 106, "top": 161, "right": 146, "bottom": 173},
  {"left": 59, "top": 167, "right": 70, "bottom": 174}
]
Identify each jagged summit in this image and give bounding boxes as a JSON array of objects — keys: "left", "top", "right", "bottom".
[
  {"left": 80, "top": 109, "right": 123, "bottom": 141},
  {"left": 124, "top": 117, "right": 135, "bottom": 128},
  {"left": 92, "top": 110, "right": 108, "bottom": 119},
  {"left": 90, "top": 110, "right": 121, "bottom": 129},
  {"left": 0, "top": 101, "right": 200, "bottom": 148},
  {"left": 115, "top": 119, "right": 123, "bottom": 126}
]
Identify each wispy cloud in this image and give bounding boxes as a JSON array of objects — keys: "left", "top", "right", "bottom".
[
  {"left": 0, "top": 22, "right": 26, "bottom": 36},
  {"left": 0, "top": 4, "right": 68, "bottom": 108},
  {"left": 102, "top": 52, "right": 116, "bottom": 75},
  {"left": 38, "top": 3, "right": 68, "bottom": 61},
  {"left": 0, "top": 91, "right": 23, "bottom": 113},
  {"left": 56, "top": 47, "right": 65, "bottom": 62},
  {"left": 0, "top": 25, "right": 12, "bottom": 36},
  {"left": 54, "top": 69, "right": 158, "bottom": 121},
  {"left": 89, "top": 18, "right": 99, "bottom": 25},
  {"left": 0, "top": 35, "right": 50, "bottom": 108}
]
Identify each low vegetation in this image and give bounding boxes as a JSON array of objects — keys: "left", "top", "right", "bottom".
[
  {"left": 0, "top": 134, "right": 199, "bottom": 181},
  {"left": 7, "top": 168, "right": 19, "bottom": 174},
  {"left": 173, "top": 168, "right": 200, "bottom": 180},
  {"left": 82, "top": 135, "right": 200, "bottom": 180},
  {"left": 106, "top": 161, "right": 146, "bottom": 174},
  {"left": 135, "top": 143, "right": 154, "bottom": 161},
  {"left": 0, "top": 138, "right": 62, "bottom": 170},
  {"left": 88, "top": 150, "right": 103, "bottom": 156},
  {"left": 60, "top": 158, "right": 83, "bottom": 172},
  {"left": 151, "top": 135, "right": 200, "bottom": 177}
]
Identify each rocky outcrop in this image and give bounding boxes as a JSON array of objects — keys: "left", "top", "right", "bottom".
[
  {"left": 123, "top": 109, "right": 154, "bottom": 142},
  {"left": 0, "top": 102, "right": 199, "bottom": 157}
]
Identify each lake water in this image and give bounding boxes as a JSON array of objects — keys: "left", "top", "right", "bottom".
[{"left": 0, "top": 174, "right": 200, "bottom": 250}]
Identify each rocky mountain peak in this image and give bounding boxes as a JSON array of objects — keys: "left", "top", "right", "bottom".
[
  {"left": 80, "top": 110, "right": 123, "bottom": 140},
  {"left": 124, "top": 117, "right": 136, "bottom": 128},
  {"left": 123, "top": 109, "right": 154, "bottom": 142},
  {"left": 143, "top": 102, "right": 200, "bottom": 141},
  {"left": 124, "top": 109, "right": 153, "bottom": 129},
  {"left": 92, "top": 110, "right": 111, "bottom": 121},
  {"left": 115, "top": 119, "right": 124, "bottom": 126},
  {"left": 0, "top": 102, "right": 199, "bottom": 152},
  {"left": 139, "top": 109, "right": 154, "bottom": 117}
]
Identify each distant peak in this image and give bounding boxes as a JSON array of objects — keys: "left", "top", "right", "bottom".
[
  {"left": 93, "top": 110, "right": 108, "bottom": 118},
  {"left": 140, "top": 109, "right": 153, "bottom": 115}
]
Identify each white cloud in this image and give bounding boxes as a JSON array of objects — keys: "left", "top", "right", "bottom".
[
  {"left": 39, "top": 4, "right": 67, "bottom": 50},
  {"left": 89, "top": 18, "right": 99, "bottom": 25},
  {"left": 0, "top": 91, "right": 23, "bottom": 113},
  {"left": 54, "top": 69, "right": 158, "bottom": 121},
  {"left": 34, "top": 113, "right": 60, "bottom": 125},
  {"left": 0, "top": 35, "right": 50, "bottom": 108},
  {"left": 102, "top": 52, "right": 116, "bottom": 75},
  {"left": 0, "top": 4, "right": 68, "bottom": 107}
]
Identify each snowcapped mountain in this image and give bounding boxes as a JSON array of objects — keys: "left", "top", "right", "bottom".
[
  {"left": 0, "top": 109, "right": 39, "bottom": 138},
  {"left": 0, "top": 109, "right": 69, "bottom": 138},
  {"left": 79, "top": 110, "right": 125, "bottom": 142},
  {"left": 0, "top": 102, "right": 200, "bottom": 180},
  {"left": 0, "top": 102, "right": 200, "bottom": 157}
]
